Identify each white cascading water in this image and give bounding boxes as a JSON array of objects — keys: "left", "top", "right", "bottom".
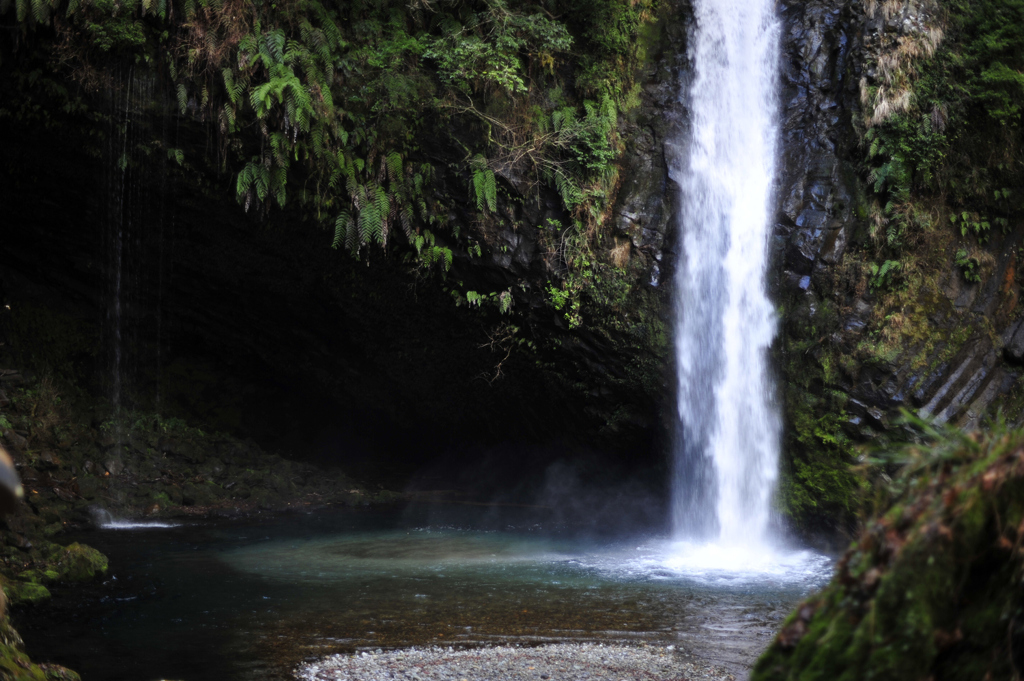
[{"left": 671, "top": 0, "right": 782, "bottom": 555}]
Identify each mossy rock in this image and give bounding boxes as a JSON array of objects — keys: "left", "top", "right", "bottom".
[
  {"left": 181, "top": 482, "right": 220, "bottom": 506},
  {"left": 15, "top": 569, "right": 60, "bottom": 585},
  {"left": 753, "top": 427, "right": 1024, "bottom": 681},
  {"left": 0, "top": 645, "right": 48, "bottom": 680},
  {"left": 48, "top": 542, "right": 108, "bottom": 582},
  {"left": 247, "top": 488, "right": 272, "bottom": 508},
  {"left": 75, "top": 476, "right": 102, "bottom": 500},
  {"left": 3, "top": 581, "right": 51, "bottom": 605},
  {"left": 39, "top": 663, "right": 81, "bottom": 681}
]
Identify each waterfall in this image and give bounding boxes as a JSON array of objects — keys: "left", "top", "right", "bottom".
[
  {"left": 671, "top": 0, "right": 782, "bottom": 548},
  {"left": 103, "top": 64, "right": 162, "bottom": 422},
  {"left": 105, "top": 64, "right": 133, "bottom": 421}
]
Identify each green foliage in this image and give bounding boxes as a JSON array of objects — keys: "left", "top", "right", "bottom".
[
  {"left": 470, "top": 155, "right": 497, "bottom": 213},
  {"left": 100, "top": 410, "right": 208, "bottom": 441},
  {"left": 0, "top": 0, "right": 658, "bottom": 327},
  {"left": 423, "top": 6, "right": 571, "bottom": 96},
  {"left": 456, "top": 287, "right": 514, "bottom": 314},
  {"left": 861, "top": 0, "right": 1024, "bottom": 264},
  {"left": 867, "top": 259, "right": 902, "bottom": 290},
  {"left": 954, "top": 247, "right": 981, "bottom": 282},
  {"left": 950, "top": 209, "right": 991, "bottom": 240},
  {"left": 779, "top": 389, "right": 859, "bottom": 527},
  {"left": 564, "top": 0, "right": 653, "bottom": 102},
  {"left": 411, "top": 229, "right": 453, "bottom": 272}
]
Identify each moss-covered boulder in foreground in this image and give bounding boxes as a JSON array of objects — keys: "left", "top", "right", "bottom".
[
  {"left": 754, "top": 426, "right": 1024, "bottom": 680},
  {"left": 47, "top": 543, "right": 107, "bottom": 583}
]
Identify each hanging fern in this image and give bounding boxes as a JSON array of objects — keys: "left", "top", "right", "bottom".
[
  {"left": 236, "top": 160, "right": 271, "bottom": 210},
  {"left": 553, "top": 168, "right": 583, "bottom": 208},
  {"left": 332, "top": 210, "right": 352, "bottom": 250},
  {"left": 385, "top": 151, "right": 402, "bottom": 183},
  {"left": 470, "top": 154, "right": 496, "bottom": 213},
  {"left": 176, "top": 83, "right": 188, "bottom": 114}
]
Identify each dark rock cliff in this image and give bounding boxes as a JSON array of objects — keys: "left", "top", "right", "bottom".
[{"left": 771, "top": 0, "right": 1024, "bottom": 537}]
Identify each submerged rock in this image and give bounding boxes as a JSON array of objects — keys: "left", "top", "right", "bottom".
[{"left": 753, "top": 427, "right": 1024, "bottom": 680}]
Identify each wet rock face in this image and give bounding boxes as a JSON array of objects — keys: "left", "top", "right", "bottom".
[
  {"left": 613, "top": 3, "right": 690, "bottom": 289},
  {"left": 774, "top": 0, "right": 862, "bottom": 283}
]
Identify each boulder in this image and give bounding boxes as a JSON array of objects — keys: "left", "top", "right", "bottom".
[
  {"left": 3, "top": 580, "right": 51, "bottom": 605},
  {"left": 49, "top": 542, "right": 108, "bottom": 582},
  {"left": 754, "top": 428, "right": 1024, "bottom": 681}
]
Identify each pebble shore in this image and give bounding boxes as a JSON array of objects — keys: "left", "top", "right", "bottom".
[{"left": 297, "top": 643, "right": 737, "bottom": 681}]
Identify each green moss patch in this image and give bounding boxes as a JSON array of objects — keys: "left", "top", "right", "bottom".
[
  {"left": 754, "top": 425, "right": 1024, "bottom": 680},
  {"left": 47, "top": 543, "right": 108, "bottom": 583},
  {"left": 3, "top": 580, "right": 51, "bottom": 605}
]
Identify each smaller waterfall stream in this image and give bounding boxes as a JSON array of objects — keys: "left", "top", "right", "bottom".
[
  {"left": 103, "top": 65, "right": 164, "bottom": 421},
  {"left": 670, "top": 0, "right": 784, "bottom": 562}
]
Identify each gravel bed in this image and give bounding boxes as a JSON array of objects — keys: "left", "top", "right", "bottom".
[{"left": 297, "top": 643, "right": 737, "bottom": 681}]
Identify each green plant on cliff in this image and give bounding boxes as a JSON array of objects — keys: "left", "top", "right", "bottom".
[
  {"left": 861, "top": 0, "right": 1024, "bottom": 253},
  {"left": 835, "top": 0, "right": 1024, "bottom": 407},
  {"left": 779, "top": 339, "right": 860, "bottom": 533},
  {"left": 954, "top": 246, "right": 981, "bottom": 282}
]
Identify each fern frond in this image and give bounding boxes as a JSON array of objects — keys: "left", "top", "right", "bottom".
[
  {"left": 254, "top": 164, "right": 270, "bottom": 200},
  {"left": 375, "top": 185, "right": 389, "bottom": 244},
  {"left": 386, "top": 151, "right": 402, "bottom": 183},
  {"left": 271, "top": 166, "right": 287, "bottom": 206},
  {"left": 310, "top": 1, "right": 345, "bottom": 50},
  {"left": 30, "top": 0, "right": 49, "bottom": 24},
  {"left": 554, "top": 169, "right": 582, "bottom": 207},
  {"left": 283, "top": 38, "right": 306, "bottom": 64},
  {"left": 600, "top": 95, "right": 616, "bottom": 129},
  {"left": 469, "top": 154, "right": 488, "bottom": 172},
  {"left": 219, "top": 103, "right": 235, "bottom": 133},
  {"left": 358, "top": 202, "right": 382, "bottom": 245},
  {"left": 311, "top": 124, "right": 328, "bottom": 157},
  {"left": 264, "top": 28, "right": 286, "bottom": 65},
  {"left": 483, "top": 169, "right": 496, "bottom": 212},
  {"left": 333, "top": 210, "right": 352, "bottom": 249},
  {"left": 204, "top": 29, "right": 218, "bottom": 57},
  {"left": 471, "top": 156, "right": 497, "bottom": 213},
  {"left": 345, "top": 209, "right": 360, "bottom": 252},
  {"left": 176, "top": 83, "right": 188, "bottom": 114},
  {"left": 400, "top": 202, "right": 415, "bottom": 241}
]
